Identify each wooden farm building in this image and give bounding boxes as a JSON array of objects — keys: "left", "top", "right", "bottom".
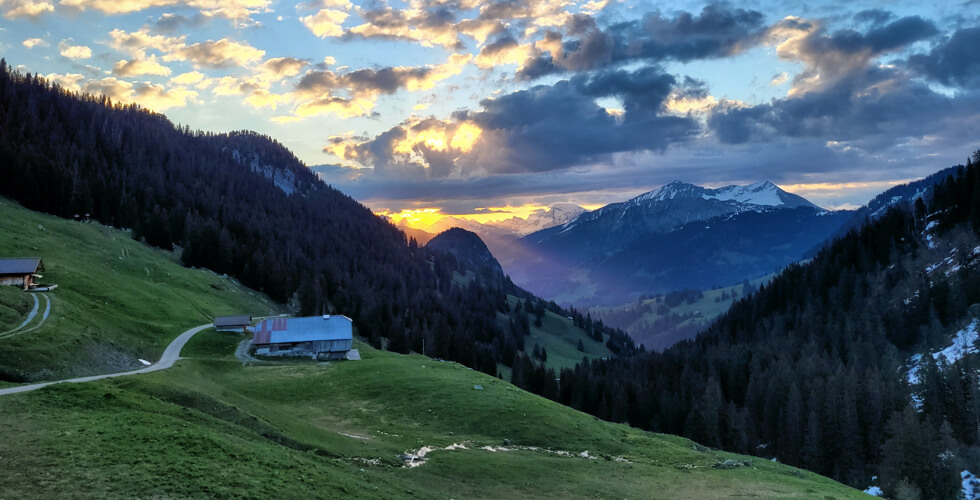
[
  {"left": 252, "top": 315, "right": 354, "bottom": 360},
  {"left": 0, "top": 258, "right": 44, "bottom": 290},
  {"left": 213, "top": 315, "right": 252, "bottom": 333}
]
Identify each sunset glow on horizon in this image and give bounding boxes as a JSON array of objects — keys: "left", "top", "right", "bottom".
[{"left": 3, "top": 1, "right": 977, "bottom": 215}]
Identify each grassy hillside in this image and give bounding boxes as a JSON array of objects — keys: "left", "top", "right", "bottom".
[
  {"left": 0, "top": 200, "right": 863, "bottom": 498},
  {"left": 515, "top": 296, "right": 615, "bottom": 370},
  {"left": 0, "top": 197, "right": 279, "bottom": 382},
  {"left": 592, "top": 275, "right": 773, "bottom": 351},
  {"left": 492, "top": 295, "right": 615, "bottom": 379},
  {"left": 0, "top": 331, "right": 865, "bottom": 499}
]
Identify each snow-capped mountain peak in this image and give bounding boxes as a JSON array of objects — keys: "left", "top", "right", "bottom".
[
  {"left": 634, "top": 180, "right": 701, "bottom": 203},
  {"left": 493, "top": 203, "right": 587, "bottom": 235},
  {"left": 628, "top": 180, "right": 816, "bottom": 210}
]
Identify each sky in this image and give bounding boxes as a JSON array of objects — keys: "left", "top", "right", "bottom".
[{"left": 1, "top": 0, "right": 978, "bottom": 224}]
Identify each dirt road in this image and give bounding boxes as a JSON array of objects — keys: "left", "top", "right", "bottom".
[{"left": 0, "top": 323, "right": 211, "bottom": 396}]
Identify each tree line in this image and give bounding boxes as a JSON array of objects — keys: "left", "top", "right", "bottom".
[
  {"left": 0, "top": 60, "right": 633, "bottom": 382},
  {"left": 551, "top": 155, "right": 980, "bottom": 498}
]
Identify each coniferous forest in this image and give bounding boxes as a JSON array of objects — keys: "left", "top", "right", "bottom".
[
  {"left": 2, "top": 61, "right": 979, "bottom": 497},
  {"left": 555, "top": 158, "right": 980, "bottom": 497},
  {"left": 0, "top": 62, "right": 633, "bottom": 383}
]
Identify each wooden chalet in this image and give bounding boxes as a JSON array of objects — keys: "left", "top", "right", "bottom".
[
  {"left": 0, "top": 258, "right": 44, "bottom": 290},
  {"left": 213, "top": 315, "right": 252, "bottom": 333}
]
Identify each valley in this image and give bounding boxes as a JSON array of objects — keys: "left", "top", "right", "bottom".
[
  {"left": 0, "top": 328, "right": 865, "bottom": 499},
  {"left": 0, "top": 57, "right": 977, "bottom": 500},
  {"left": 0, "top": 198, "right": 860, "bottom": 498}
]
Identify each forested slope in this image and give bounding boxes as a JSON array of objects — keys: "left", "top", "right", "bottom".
[
  {"left": 0, "top": 61, "right": 633, "bottom": 382},
  {"left": 555, "top": 155, "right": 980, "bottom": 498}
]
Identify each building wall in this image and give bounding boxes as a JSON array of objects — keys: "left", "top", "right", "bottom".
[
  {"left": 215, "top": 326, "right": 247, "bottom": 333},
  {"left": 0, "top": 275, "right": 28, "bottom": 289},
  {"left": 253, "top": 339, "right": 352, "bottom": 359}
]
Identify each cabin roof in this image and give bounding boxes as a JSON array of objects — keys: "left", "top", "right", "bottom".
[
  {"left": 253, "top": 315, "right": 353, "bottom": 344},
  {"left": 214, "top": 315, "right": 252, "bottom": 328},
  {"left": 0, "top": 258, "right": 43, "bottom": 275}
]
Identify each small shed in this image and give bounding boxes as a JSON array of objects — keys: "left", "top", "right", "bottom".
[
  {"left": 0, "top": 258, "right": 44, "bottom": 290},
  {"left": 252, "top": 315, "right": 354, "bottom": 360},
  {"left": 214, "top": 315, "right": 252, "bottom": 333}
]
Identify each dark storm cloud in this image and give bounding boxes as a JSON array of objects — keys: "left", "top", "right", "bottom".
[
  {"left": 149, "top": 13, "right": 206, "bottom": 33},
  {"left": 517, "top": 3, "right": 768, "bottom": 80},
  {"left": 705, "top": 15, "right": 962, "bottom": 146},
  {"left": 347, "top": 66, "right": 699, "bottom": 176},
  {"left": 297, "top": 66, "right": 433, "bottom": 96},
  {"left": 319, "top": 137, "right": 977, "bottom": 212},
  {"left": 476, "top": 0, "right": 526, "bottom": 22},
  {"left": 804, "top": 16, "right": 937, "bottom": 55},
  {"left": 853, "top": 9, "right": 894, "bottom": 26},
  {"left": 909, "top": 26, "right": 980, "bottom": 89},
  {"left": 707, "top": 71, "right": 980, "bottom": 146},
  {"left": 344, "top": 5, "right": 465, "bottom": 49},
  {"left": 477, "top": 35, "right": 522, "bottom": 58}
]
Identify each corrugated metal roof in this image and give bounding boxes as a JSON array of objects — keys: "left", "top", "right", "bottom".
[
  {"left": 0, "top": 258, "right": 43, "bottom": 275},
  {"left": 214, "top": 315, "right": 252, "bottom": 328},
  {"left": 253, "top": 315, "right": 353, "bottom": 344}
]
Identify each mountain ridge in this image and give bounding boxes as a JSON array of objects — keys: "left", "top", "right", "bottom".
[
  {"left": 425, "top": 227, "right": 504, "bottom": 276},
  {"left": 508, "top": 180, "right": 847, "bottom": 305}
]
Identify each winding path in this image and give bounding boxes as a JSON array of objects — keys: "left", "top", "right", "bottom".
[
  {"left": 0, "top": 294, "right": 52, "bottom": 340},
  {"left": 0, "top": 293, "right": 42, "bottom": 338},
  {"left": 0, "top": 322, "right": 211, "bottom": 396}
]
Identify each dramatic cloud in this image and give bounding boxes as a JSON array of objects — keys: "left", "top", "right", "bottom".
[
  {"left": 169, "top": 71, "right": 206, "bottom": 85},
  {"left": 707, "top": 15, "right": 955, "bottom": 146},
  {"left": 909, "top": 26, "right": 980, "bottom": 89},
  {"left": 58, "top": 40, "right": 92, "bottom": 59},
  {"left": 8, "top": 1, "right": 977, "bottom": 214},
  {"left": 164, "top": 38, "right": 265, "bottom": 69},
  {"left": 301, "top": 7, "right": 350, "bottom": 38},
  {"left": 473, "top": 36, "right": 535, "bottom": 69},
  {"left": 1, "top": 0, "right": 53, "bottom": 19},
  {"left": 79, "top": 77, "right": 135, "bottom": 102},
  {"left": 45, "top": 71, "right": 198, "bottom": 111},
  {"left": 769, "top": 15, "right": 938, "bottom": 94},
  {"left": 58, "top": 0, "right": 271, "bottom": 24},
  {"left": 346, "top": 5, "right": 463, "bottom": 49},
  {"left": 707, "top": 77, "right": 973, "bottom": 145},
  {"left": 22, "top": 37, "right": 47, "bottom": 48},
  {"left": 329, "top": 67, "right": 699, "bottom": 177},
  {"left": 132, "top": 82, "right": 198, "bottom": 111},
  {"left": 109, "top": 29, "right": 265, "bottom": 70},
  {"left": 282, "top": 53, "right": 471, "bottom": 119},
  {"left": 150, "top": 13, "right": 206, "bottom": 33},
  {"left": 108, "top": 28, "right": 184, "bottom": 59},
  {"left": 112, "top": 56, "right": 172, "bottom": 77},
  {"left": 517, "top": 4, "right": 768, "bottom": 80},
  {"left": 257, "top": 57, "right": 309, "bottom": 81}
]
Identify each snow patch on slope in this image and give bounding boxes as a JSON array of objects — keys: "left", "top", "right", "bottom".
[
  {"left": 963, "top": 470, "right": 979, "bottom": 500},
  {"left": 906, "top": 319, "right": 979, "bottom": 385},
  {"left": 703, "top": 181, "right": 785, "bottom": 207},
  {"left": 232, "top": 149, "right": 297, "bottom": 195}
]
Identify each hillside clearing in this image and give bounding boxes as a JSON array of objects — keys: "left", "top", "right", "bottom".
[
  {"left": 0, "top": 330, "right": 866, "bottom": 499},
  {"left": 0, "top": 197, "right": 279, "bottom": 382}
]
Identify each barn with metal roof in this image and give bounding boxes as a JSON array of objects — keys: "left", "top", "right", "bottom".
[
  {"left": 252, "top": 315, "right": 354, "bottom": 360},
  {"left": 0, "top": 258, "right": 44, "bottom": 290}
]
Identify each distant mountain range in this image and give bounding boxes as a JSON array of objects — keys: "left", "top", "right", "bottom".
[
  {"left": 490, "top": 203, "right": 587, "bottom": 236},
  {"left": 505, "top": 181, "right": 852, "bottom": 305}
]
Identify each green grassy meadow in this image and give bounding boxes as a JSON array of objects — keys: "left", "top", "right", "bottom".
[
  {"left": 592, "top": 275, "right": 774, "bottom": 349},
  {"left": 522, "top": 300, "right": 615, "bottom": 370},
  {"left": 0, "top": 200, "right": 865, "bottom": 498},
  {"left": 0, "top": 330, "right": 866, "bottom": 499},
  {"left": 0, "top": 198, "right": 278, "bottom": 381}
]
